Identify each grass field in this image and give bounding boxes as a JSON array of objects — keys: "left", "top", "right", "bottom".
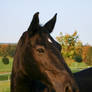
[
  {"left": 0, "top": 57, "right": 12, "bottom": 92},
  {"left": 0, "top": 81, "right": 10, "bottom": 92},
  {"left": 0, "top": 73, "right": 10, "bottom": 81}
]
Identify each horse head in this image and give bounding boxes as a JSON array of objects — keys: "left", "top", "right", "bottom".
[{"left": 11, "top": 12, "right": 79, "bottom": 92}]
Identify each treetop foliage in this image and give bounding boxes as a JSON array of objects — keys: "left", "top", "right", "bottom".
[
  {"left": 0, "top": 31, "right": 92, "bottom": 65},
  {"left": 56, "top": 31, "right": 92, "bottom": 65}
]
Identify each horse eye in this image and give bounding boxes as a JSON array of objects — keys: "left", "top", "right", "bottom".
[{"left": 37, "top": 48, "right": 44, "bottom": 53}]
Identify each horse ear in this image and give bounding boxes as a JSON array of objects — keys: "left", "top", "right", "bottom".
[
  {"left": 28, "top": 12, "right": 39, "bottom": 32},
  {"left": 44, "top": 13, "right": 57, "bottom": 33}
]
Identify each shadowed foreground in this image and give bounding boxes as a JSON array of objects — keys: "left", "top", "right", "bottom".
[{"left": 74, "top": 67, "right": 92, "bottom": 92}]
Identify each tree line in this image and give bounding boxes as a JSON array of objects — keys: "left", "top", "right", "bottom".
[
  {"left": 56, "top": 31, "right": 92, "bottom": 65},
  {"left": 0, "top": 31, "right": 92, "bottom": 65},
  {"left": 0, "top": 44, "right": 16, "bottom": 57}
]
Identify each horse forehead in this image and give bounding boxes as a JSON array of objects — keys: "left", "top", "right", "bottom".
[{"left": 35, "top": 30, "right": 50, "bottom": 40}]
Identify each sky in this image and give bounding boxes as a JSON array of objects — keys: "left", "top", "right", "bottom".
[{"left": 0, "top": 0, "right": 92, "bottom": 45}]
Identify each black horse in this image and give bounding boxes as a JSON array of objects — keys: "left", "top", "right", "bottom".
[
  {"left": 11, "top": 12, "right": 79, "bottom": 92},
  {"left": 74, "top": 67, "right": 92, "bottom": 92}
]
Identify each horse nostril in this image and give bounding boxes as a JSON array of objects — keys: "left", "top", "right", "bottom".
[{"left": 65, "top": 85, "right": 72, "bottom": 92}]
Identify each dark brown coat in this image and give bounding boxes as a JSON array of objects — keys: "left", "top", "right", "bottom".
[{"left": 11, "top": 12, "right": 79, "bottom": 92}]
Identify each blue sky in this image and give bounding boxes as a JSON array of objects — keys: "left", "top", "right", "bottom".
[{"left": 0, "top": 0, "right": 92, "bottom": 45}]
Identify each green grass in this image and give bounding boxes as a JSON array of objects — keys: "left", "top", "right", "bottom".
[
  {"left": 70, "top": 62, "right": 92, "bottom": 73},
  {"left": 0, "top": 57, "right": 13, "bottom": 73},
  {"left": 0, "top": 81, "right": 10, "bottom": 92},
  {"left": 0, "top": 74, "right": 10, "bottom": 81},
  {"left": 0, "top": 57, "right": 12, "bottom": 92},
  {"left": 71, "top": 68, "right": 82, "bottom": 73},
  {"left": 70, "top": 62, "right": 89, "bottom": 68}
]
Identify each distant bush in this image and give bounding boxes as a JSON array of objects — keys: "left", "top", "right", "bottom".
[
  {"left": 73, "top": 55, "right": 82, "bottom": 62},
  {"left": 2, "top": 56, "right": 9, "bottom": 64}
]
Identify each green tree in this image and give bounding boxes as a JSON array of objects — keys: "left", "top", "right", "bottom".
[
  {"left": 56, "top": 31, "right": 83, "bottom": 61},
  {"left": 2, "top": 56, "right": 9, "bottom": 64}
]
